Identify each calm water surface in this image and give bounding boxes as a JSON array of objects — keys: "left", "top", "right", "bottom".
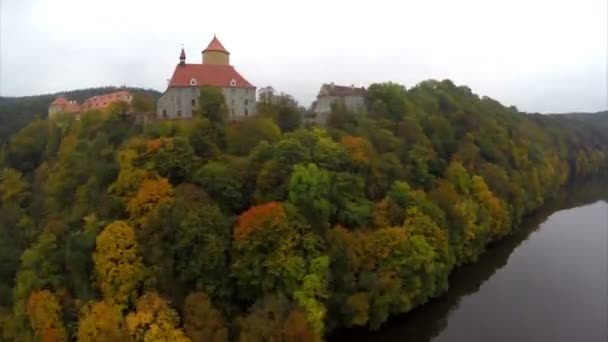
[{"left": 332, "top": 182, "right": 608, "bottom": 342}]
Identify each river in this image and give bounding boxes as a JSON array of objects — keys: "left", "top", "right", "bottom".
[{"left": 331, "top": 181, "right": 608, "bottom": 342}]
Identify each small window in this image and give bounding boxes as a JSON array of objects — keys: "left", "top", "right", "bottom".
[
  {"left": 191, "top": 99, "right": 195, "bottom": 106},
  {"left": 245, "top": 109, "right": 248, "bottom": 117},
  {"left": 177, "top": 110, "right": 182, "bottom": 117},
  {"left": 190, "top": 78, "right": 197, "bottom": 86},
  {"left": 229, "top": 79, "right": 237, "bottom": 86},
  {"left": 162, "top": 109, "right": 167, "bottom": 118},
  {"left": 245, "top": 99, "right": 248, "bottom": 105}
]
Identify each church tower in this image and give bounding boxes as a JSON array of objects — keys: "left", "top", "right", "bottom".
[
  {"left": 179, "top": 47, "right": 186, "bottom": 65},
  {"left": 202, "top": 35, "right": 230, "bottom": 65}
]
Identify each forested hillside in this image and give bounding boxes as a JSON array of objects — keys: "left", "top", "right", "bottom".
[
  {"left": 0, "top": 87, "right": 161, "bottom": 145},
  {"left": 0, "top": 79, "right": 606, "bottom": 341}
]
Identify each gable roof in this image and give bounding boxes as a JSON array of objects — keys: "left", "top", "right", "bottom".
[
  {"left": 51, "top": 96, "right": 69, "bottom": 106},
  {"left": 203, "top": 36, "right": 229, "bottom": 54},
  {"left": 319, "top": 83, "right": 367, "bottom": 97},
  {"left": 50, "top": 96, "right": 81, "bottom": 113},
  {"left": 168, "top": 64, "right": 254, "bottom": 88},
  {"left": 82, "top": 90, "right": 131, "bottom": 110}
]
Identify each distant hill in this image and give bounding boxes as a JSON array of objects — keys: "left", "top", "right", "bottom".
[
  {"left": 0, "top": 86, "right": 161, "bottom": 144},
  {"left": 546, "top": 110, "right": 608, "bottom": 140}
]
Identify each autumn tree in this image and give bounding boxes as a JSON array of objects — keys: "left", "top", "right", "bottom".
[
  {"left": 93, "top": 221, "right": 144, "bottom": 306},
  {"left": 0, "top": 168, "right": 29, "bottom": 205},
  {"left": 126, "top": 177, "right": 173, "bottom": 225},
  {"left": 26, "top": 290, "right": 67, "bottom": 342},
  {"left": 237, "top": 295, "right": 318, "bottom": 342},
  {"left": 182, "top": 292, "right": 228, "bottom": 342},
  {"left": 231, "top": 201, "right": 327, "bottom": 322},
  {"left": 77, "top": 300, "right": 129, "bottom": 342},
  {"left": 126, "top": 292, "right": 190, "bottom": 342}
]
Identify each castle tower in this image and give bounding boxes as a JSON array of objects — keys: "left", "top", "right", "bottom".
[
  {"left": 179, "top": 47, "right": 186, "bottom": 65},
  {"left": 202, "top": 35, "right": 230, "bottom": 65}
]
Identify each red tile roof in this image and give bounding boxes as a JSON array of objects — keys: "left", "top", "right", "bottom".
[
  {"left": 203, "top": 36, "right": 229, "bottom": 54},
  {"left": 50, "top": 96, "right": 81, "bottom": 113},
  {"left": 168, "top": 64, "right": 254, "bottom": 88},
  {"left": 51, "top": 96, "right": 69, "bottom": 106},
  {"left": 83, "top": 90, "right": 132, "bottom": 110}
]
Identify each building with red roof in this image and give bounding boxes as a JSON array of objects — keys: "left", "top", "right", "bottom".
[
  {"left": 48, "top": 90, "right": 132, "bottom": 119},
  {"left": 48, "top": 95, "right": 82, "bottom": 118},
  {"left": 157, "top": 36, "right": 256, "bottom": 120},
  {"left": 82, "top": 91, "right": 132, "bottom": 111}
]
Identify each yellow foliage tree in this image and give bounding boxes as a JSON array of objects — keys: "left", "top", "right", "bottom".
[
  {"left": 126, "top": 178, "right": 173, "bottom": 224},
  {"left": 93, "top": 221, "right": 144, "bottom": 306},
  {"left": 0, "top": 168, "right": 29, "bottom": 205},
  {"left": 126, "top": 292, "right": 190, "bottom": 342},
  {"left": 77, "top": 300, "right": 129, "bottom": 342}
]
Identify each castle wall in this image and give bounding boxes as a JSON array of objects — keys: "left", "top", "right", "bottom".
[
  {"left": 157, "top": 86, "right": 256, "bottom": 120},
  {"left": 312, "top": 94, "right": 366, "bottom": 124},
  {"left": 315, "top": 95, "right": 365, "bottom": 114},
  {"left": 156, "top": 87, "right": 199, "bottom": 119},
  {"left": 223, "top": 87, "right": 257, "bottom": 120}
]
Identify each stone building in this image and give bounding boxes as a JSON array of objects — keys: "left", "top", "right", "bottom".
[
  {"left": 311, "top": 83, "right": 367, "bottom": 124},
  {"left": 48, "top": 96, "right": 81, "bottom": 118},
  {"left": 82, "top": 91, "right": 132, "bottom": 111},
  {"left": 48, "top": 90, "right": 132, "bottom": 119},
  {"left": 157, "top": 36, "right": 256, "bottom": 120}
]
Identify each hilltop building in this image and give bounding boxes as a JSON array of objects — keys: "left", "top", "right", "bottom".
[
  {"left": 48, "top": 96, "right": 81, "bottom": 118},
  {"left": 311, "top": 83, "right": 367, "bottom": 124},
  {"left": 82, "top": 91, "right": 132, "bottom": 111},
  {"left": 48, "top": 90, "right": 133, "bottom": 119},
  {"left": 156, "top": 36, "right": 256, "bottom": 120}
]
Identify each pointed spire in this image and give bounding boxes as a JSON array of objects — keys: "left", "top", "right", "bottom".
[{"left": 179, "top": 46, "right": 186, "bottom": 65}]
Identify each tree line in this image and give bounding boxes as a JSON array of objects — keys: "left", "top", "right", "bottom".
[
  {"left": 0, "top": 79, "right": 606, "bottom": 341},
  {"left": 0, "top": 87, "right": 160, "bottom": 146}
]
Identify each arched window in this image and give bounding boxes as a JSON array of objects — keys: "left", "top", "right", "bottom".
[
  {"left": 162, "top": 109, "right": 167, "bottom": 118},
  {"left": 190, "top": 78, "right": 197, "bottom": 86}
]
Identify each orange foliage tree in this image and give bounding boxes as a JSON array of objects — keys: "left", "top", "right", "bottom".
[
  {"left": 233, "top": 202, "right": 286, "bottom": 241},
  {"left": 26, "top": 290, "right": 67, "bottom": 342},
  {"left": 340, "top": 135, "right": 373, "bottom": 167},
  {"left": 126, "top": 177, "right": 173, "bottom": 222}
]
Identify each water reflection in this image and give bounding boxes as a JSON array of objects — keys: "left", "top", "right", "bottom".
[{"left": 330, "top": 179, "right": 608, "bottom": 342}]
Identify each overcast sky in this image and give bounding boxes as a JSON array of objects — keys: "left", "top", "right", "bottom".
[{"left": 1, "top": 0, "right": 606, "bottom": 113}]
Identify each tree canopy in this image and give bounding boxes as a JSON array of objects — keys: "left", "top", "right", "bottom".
[{"left": 0, "top": 79, "right": 606, "bottom": 340}]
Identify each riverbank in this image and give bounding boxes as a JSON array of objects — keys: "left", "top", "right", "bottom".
[{"left": 330, "top": 179, "right": 608, "bottom": 341}]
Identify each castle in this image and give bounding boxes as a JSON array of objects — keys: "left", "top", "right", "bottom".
[
  {"left": 156, "top": 36, "right": 256, "bottom": 120},
  {"left": 48, "top": 35, "right": 368, "bottom": 125},
  {"left": 311, "top": 83, "right": 367, "bottom": 124},
  {"left": 48, "top": 91, "right": 132, "bottom": 119}
]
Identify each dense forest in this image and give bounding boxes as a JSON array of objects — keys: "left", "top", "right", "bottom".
[
  {"left": 0, "top": 87, "right": 161, "bottom": 145},
  {"left": 0, "top": 79, "right": 606, "bottom": 341}
]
